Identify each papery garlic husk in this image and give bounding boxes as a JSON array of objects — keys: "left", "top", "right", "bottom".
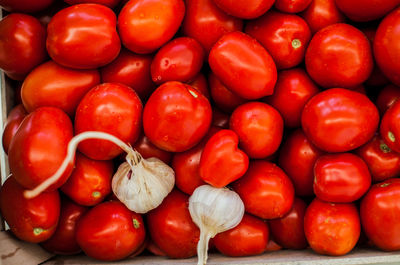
[
  {"left": 112, "top": 149, "right": 175, "bottom": 214},
  {"left": 189, "top": 185, "right": 245, "bottom": 265}
]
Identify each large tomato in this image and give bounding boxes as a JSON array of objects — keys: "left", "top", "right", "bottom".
[
  {"left": 2, "top": 104, "right": 27, "bottom": 154},
  {"left": 212, "top": 0, "right": 274, "bottom": 19},
  {"left": 335, "top": 0, "right": 400, "bottom": 22}
]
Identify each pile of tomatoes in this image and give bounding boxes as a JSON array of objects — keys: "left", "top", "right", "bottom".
[{"left": 1, "top": 0, "right": 400, "bottom": 262}]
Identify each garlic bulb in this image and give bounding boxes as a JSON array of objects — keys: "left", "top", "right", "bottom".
[
  {"left": 112, "top": 150, "right": 175, "bottom": 214},
  {"left": 189, "top": 185, "right": 245, "bottom": 265}
]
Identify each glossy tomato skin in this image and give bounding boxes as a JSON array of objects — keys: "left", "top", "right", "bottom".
[
  {"left": 9, "top": 107, "right": 74, "bottom": 190},
  {"left": 264, "top": 68, "right": 319, "bottom": 128},
  {"left": 47, "top": 4, "right": 120, "bottom": 69},
  {"left": 151, "top": 37, "right": 204, "bottom": 84},
  {"left": 118, "top": 0, "right": 185, "bottom": 54},
  {"left": 246, "top": 11, "right": 311, "bottom": 70},
  {"left": 133, "top": 134, "right": 172, "bottom": 164},
  {"left": 304, "top": 198, "right": 360, "bottom": 256},
  {"left": 21, "top": 61, "right": 101, "bottom": 116},
  {"left": 76, "top": 201, "right": 146, "bottom": 261},
  {"left": 269, "top": 197, "right": 308, "bottom": 250},
  {"left": 212, "top": 0, "right": 274, "bottom": 19},
  {"left": 0, "top": 0, "right": 54, "bottom": 12},
  {"left": 143, "top": 81, "right": 212, "bottom": 152},
  {"left": 232, "top": 161, "right": 295, "bottom": 219},
  {"left": 0, "top": 177, "right": 60, "bottom": 243},
  {"left": 230, "top": 102, "right": 284, "bottom": 159},
  {"left": 0, "top": 14, "right": 47, "bottom": 81},
  {"left": 147, "top": 189, "right": 200, "bottom": 258},
  {"left": 209, "top": 31, "right": 277, "bottom": 100},
  {"left": 380, "top": 100, "right": 400, "bottom": 153},
  {"left": 75, "top": 83, "right": 142, "bottom": 160},
  {"left": 64, "top": 0, "right": 121, "bottom": 8},
  {"left": 275, "top": 0, "right": 312, "bottom": 13},
  {"left": 2, "top": 104, "right": 27, "bottom": 154},
  {"left": 335, "top": 0, "right": 400, "bottom": 22},
  {"left": 213, "top": 213, "right": 269, "bottom": 256},
  {"left": 360, "top": 178, "right": 400, "bottom": 251},
  {"left": 181, "top": 0, "right": 243, "bottom": 53},
  {"left": 187, "top": 73, "right": 210, "bottom": 100},
  {"left": 41, "top": 197, "right": 88, "bottom": 255},
  {"left": 301, "top": 88, "right": 379, "bottom": 153},
  {"left": 376, "top": 84, "right": 400, "bottom": 115}
]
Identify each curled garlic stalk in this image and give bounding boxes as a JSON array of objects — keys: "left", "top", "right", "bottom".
[{"left": 189, "top": 185, "right": 245, "bottom": 265}]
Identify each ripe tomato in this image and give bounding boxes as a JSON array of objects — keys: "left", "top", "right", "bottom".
[
  {"left": 2, "top": 104, "right": 27, "bottom": 154},
  {"left": 64, "top": 0, "right": 121, "bottom": 8},
  {"left": 74, "top": 83, "right": 142, "bottom": 160},
  {"left": 230, "top": 102, "right": 284, "bottom": 159},
  {"left": 188, "top": 73, "right": 210, "bottom": 99},
  {"left": 301, "top": 88, "right": 379, "bottom": 152},
  {"left": 143, "top": 81, "right": 212, "bottom": 152},
  {"left": 147, "top": 189, "right": 200, "bottom": 258},
  {"left": 133, "top": 134, "right": 172, "bottom": 164},
  {"left": 376, "top": 84, "right": 400, "bottom": 115},
  {"left": 47, "top": 4, "right": 120, "bottom": 69},
  {"left": 0, "top": 0, "right": 53, "bottom": 13},
  {"left": 212, "top": 108, "right": 229, "bottom": 128},
  {"left": 246, "top": 11, "right": 311, "bottom": 70},
  {"left": 118, "top": 0, "right": 185, "bottom": 54},
  {"left": 304, "top": 198, "right": 360, "bottom": 256},
  {"left": 275, "top": 0, "right": 312, "bottom": 13},
  {"left": 232, "top": 161, "right": 294, "bottom": 219},
  {"left": 212, "top": 0, "right": 274, "bottom": 19},
  {"left": 360, "top": 178, "right": 400, "bottom": 251},
  {"left": 209, "top": 31, "right": 277, "bottom": 100},
  {"left": 380, "top": 100, "right": 400, "bottom": 153},
  {"left": 0, "top": 177, "right": 60, "bottom": 243},
  {"left": 335, "top": 0, "right": 400, "bottom": 22},
  {"left": 21, "top": 61, "right": 101, "bottom": 116},
  {"left": 0, "top": 14, "right": 47, "bottom": 80}
]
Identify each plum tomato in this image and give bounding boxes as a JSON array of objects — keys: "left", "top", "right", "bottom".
[
  {"left": 133, "top": 134, "right": 172, "bottom": 164},
  {"left": 2, "top": 104, "right": 27, "bottom": 154},
  {"left": 380, "top": 100, "right": 400, "bottom": 153},
  {"left": 335, "top": 0, "right": 400, "bottom": 22},
  {"left": 376, "top": 84, "right": 400, "bottom": 115},
  {"left": 275, "top": 0, "right": 312, "bottom": 13},
  {"left": 187, "top": 73, "right": 210, "bottom": 99},
  {"left": 212, "top": 0, "right": 274, "bottom": 19}
]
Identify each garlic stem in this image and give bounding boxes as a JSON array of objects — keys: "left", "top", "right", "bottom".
[{"left": 197, "top": 230, "right": 212, "bottom": 265}]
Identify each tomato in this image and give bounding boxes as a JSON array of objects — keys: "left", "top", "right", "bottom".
[
  {"left": 188, "top": 73, "right": 210, "bottom": 99},
  {"left": 374, "top": 7, "right": 400, "bottom": 86},
  {"left": 212, "top": 108, "right": 229, "bottom": 128},
  {"left": 232, "top": 161, "right": 294, "bottom": 219},
  {"left": 213, "top": 214, "right": 269, "bottom": 256},
  {"left": 304, "top": 198, "right": 360, "bottom": 256},
  {"left": 2, "top": 104, "right": 27, "bottom": 154},
  {"left": 360, "top": 178, "right": 400, "bottom": 251},
  {"left": 64, "top": 0, "right": 121, "bottom": 8},
  {"left": 8, "top": 107, "right": 74, "bottom": 190},
  {"left": 133, "top": 134, "right": 172, "bottom": 164},
  {"left": 21, "top": 61, "right": 100, "bottom": 117},
  {"left": 0, "top": 0, "right": 54, "bottom": 13},
  {"left": 246, "top": 11, "right": 311, "bottom": 70},
  {"left": 230, "top": 102, "right": 284, "bottom": 159},
  {"left": 278, "top": 129, "right": 324, "bottom": 197},
  {"left": 118, "top": 0, "right": 185, "bottom": 54},
  {"left": 376, "top": 84, "right": 400, "bottom": 115},
  {"left": 0, "top": 177, "right": 60, "bottom": 243},
  {"left": 41, "top": 197, "right": 88, "bottom": 255},
  {"left": 269, "top": 197, "right": 308, "bottom": 250},
  {"left": 381, "top": 99, "right": 400, "bottom": 153},
  {"left": 75, "top": 83, "right": 142, "bottom": 160},
  {"left": 209, "top": 31, "right": 277, "bottom": 100},
  {"left": 181, "top": 0, "right": 243, "bottom": 53},
  {"left": 151, "top": 37, "right": 204, "bottom": 84},
  {"left": 100, "top": 49, "right": 155, "bottom": 100},
  {"left": 275, "top": 0, "right": 312, "bottom": 13},
  {"left": 0, "top": 14, "right": 47, "bottom": 80},
  {"left": 335, "top": 0, "right": 400, "bottom": 22},
  {"left": 265, "top": 238, "right": 282, "bottom": 252},
  {"left": 212, "top": 0, "right": 274, "bottom": 19},
  {"left": 147, "top": 189, "right": 200, "bottom": 258},
  {"left": 76, "top": 201, "right": 145, "bottom": 261},
  {"left": 264, "top": 68, "right": 319, "bottom": 128},
  {"left": 143, "top": 81, "right": 212, "bottom": 152},
  {"left": 47, "top": 4, "right": 120, "bottom": 69},
  {"left": 301, "top": 88, "right": 379, "bottom": 153}
]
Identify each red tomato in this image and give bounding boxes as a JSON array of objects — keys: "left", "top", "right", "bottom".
[
  {"left": 212, "top": 0, "right": 274, "bottom": 19},
  {"left": 64, "top": 0, "right": 121, "bottom": 8},
  {"left": 100, "top": 49, "right": 155, "bottom": 100},
  {"left": 47, "top": 4, "right": 120, "bottom": 69},
  {"left": 181, "top": 0, "right": 243, "bottom": 53},
  {"left": 209, "top": 31, "right": 277, "bottom": 100},
  {"left": 213, "top": 213, "right": 269, "bottom": 256},
  {"left": 376, "top": 84, "right": 400, "bottom": 115},
  {"left": 246, "top": 11, "right": 311, "bottom": 70},
  {"left": 74, "top": 83, "right": 142, "bottom": 160},
  {"left": 8, "top": 107, "right": 74, "bottom": 190},
  {"left": 374, "top": 7, "right": 400, "bottom": 86},
  {"left": 0, "top": 0, "right": 54, "bottom": 13},
  {"left": 76, "top": 201, "right": 146, "bottom": 261},
  {"left": 21, "top": 61, "right": 100, "bottom": 116},
  {"left": 232, "top": 161, "right": 295, "bottom": 219},
  {"left": 187, "top": 73, "right": 210, "bottom": 99},
  {"left": 0, "top": 177, "right": 60, "bottom": 243},
  {"left": 143, "top": 81, "right": 212, "bottom": 152},
  {"left": 278, "top": 129, "right": 324, "bottom": 197},
  {"left": 269, "top": 197, "right": 308, "bottom": 250},
  {"left": 0, "top": 14, "right": 47, "bottom": 80},
  {"left": 2, "top": 104, "right": 27, "bottom": 154},
  {"left": 304, "top": 198, "right": 360, "bottom": 256},
  {"left": 118, "top": 0, "right": 185, "bottom": 54},
  {"left": 335, "top": 0, "right": 400, "bottom": 22},
  {"left": 147, "top": 189, "right": 200, "bottom": 258},
  {"left": 275, "top": 0, "right": 312, "bottom": 13},
  {"left": 380, "top": 99, "right": 400, "bottom": 153},
  {"left": 314, "top": 153, "right": 371, "bottom": 203},
  {"left": 212, "top": 108, "right": 229, "bottom": 128},
  {"left": 41, "top": 197, "right": 88, "bottom": 255},
  {"left": 301, "top": 88, "right": 379, "bottom": 152},
  {"left": 151, "top": 37, "right": 204, "bottom": 84},
  {"left": 360, "top": 178, "right": 400, "bottom": 251},
  {"left": 264, "top": 68, "right": 319, "bottom": 128},
  {"left": 265, "top": 238, "right": 283, "bottom": 252},
  {"left": 230, "top": 102, "right": 284, "bottom": 159},
  {"left": 132, "top": 134, "right": 172, "bottom": 164}
]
